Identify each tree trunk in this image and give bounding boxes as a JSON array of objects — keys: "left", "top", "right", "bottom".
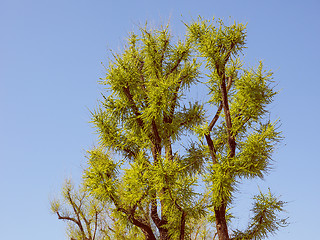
[{"left": 215, "top": 204, "right": 230, "bottom": 240}]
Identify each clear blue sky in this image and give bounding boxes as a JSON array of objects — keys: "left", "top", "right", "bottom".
[{"left": 1, "top": 0, "right": 319, "bottom": 239}]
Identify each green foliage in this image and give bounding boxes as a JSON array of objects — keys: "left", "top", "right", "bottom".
[
  {"left": 84, "top": 148, "right": 119, "bottom": 202},
  {"left": 232, "top": 190, "right": 288, "bottom": 240},
  {"left": 187, "top": 17, "right": 246, "bottom": 107},
  {"left": 234, "top": 122, "right": 281, "bottom": 179},
  {"left": 52, "top": 17, "right": 287, "bottom": 240}
]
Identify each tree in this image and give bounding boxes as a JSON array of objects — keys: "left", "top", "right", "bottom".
[
  {"left": 186, "top": 18, "right": 288, "bottom": 239},
  {"left": 53, "top": 17, "right": 287, "bottom": 240},
  {"left": 50, "top": 179, "right": 145, "bottom": 240},
  {"left": 51, "top": 179, "right": 108, "bottom": 240}
]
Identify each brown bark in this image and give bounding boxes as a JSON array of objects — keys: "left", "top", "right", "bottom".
[
  {"left": 205, "top": 134, "right": 217, "bottom": 164},
  {"left": 117, "top": 205, "right": 157, "bottom": 240},
  {"left": 205, "top": 76, "right": 234, "bottom": 164},
  {"left": 65, "top": 191, "right": 86, "bottom": 238},
  {"left": 208, "top": 71, "right": 234, "bottom": 240},
  {"left": 179, "top": 211, "right": 187, "bottom": 240},
  {"left": 214, "top": 204, "right": 230, "bottom": 240},
  {"left": 56, "top": 212, "right": 83, "bottom": 234},
  {"left": 220, "top": 75, "right": 236, "bottom": 157}
]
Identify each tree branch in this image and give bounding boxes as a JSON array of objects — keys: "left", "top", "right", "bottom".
[
  {"left": 122, "top": 85, "right": 144, "bottom": 128},
  {"left": 56, "top": 211, "right": 86, "bottom": 238},
  {"left": 205, "top": 76, "right": 233, "bottom": 164},
  {"left": 92, "top": 208, "right": 98, "bottom": 240},
  {"left": 110, "top": 191, "right": 156, "bottom": 240},
  {"left": 65, "top": 190, "right": 86, "bottom": 237},
  {"left": 123, "top": 83, "right": 162, "bottom": 165},
  {"left": 76, "top": 195, "right": 92, "bottom": 240},
  {"left": 160, "top": 38, "right": 169, "bottom": 70},
  {"left": 165, "top": 49, "right": 187, "bottom": 78},
  {"left": 223, "top": 42, "right": 236, "bottom": 64},
  {"left": 117, "top": 205, "right": 156, "bottom": 240},
  {"left": 150, "top": 192, "right": 164, "bottom": 228},
  {"left": 205, "top": 134, "right": 218, "bottom": 164},
  {"left": 220, "top": 74, "right": 236, "bottom": 157},
  {"left": 208, "top": 76, "right": 233, "bottom": 132}
]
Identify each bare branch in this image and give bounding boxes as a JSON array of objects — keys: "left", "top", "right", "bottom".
[
  {"left": 208, "top": 76, "right": 233, "bottom": 132},
  {"left": 205, "top": 134, "right": 218, "bottom": 164},
  {"left": 205, "top": 76, "right": 233, "bottom": 164},
  {"left": 65, "top": 190, "right": 86, "bottom": 236}
]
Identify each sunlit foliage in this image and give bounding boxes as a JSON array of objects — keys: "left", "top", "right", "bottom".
[{"left": 52, "top": 17, "right": 287, "bottom": 240}]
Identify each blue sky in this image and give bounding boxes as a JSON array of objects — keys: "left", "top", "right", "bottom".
[{"left": 1, "top": 0, "right": 319, "bottom": 239}]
